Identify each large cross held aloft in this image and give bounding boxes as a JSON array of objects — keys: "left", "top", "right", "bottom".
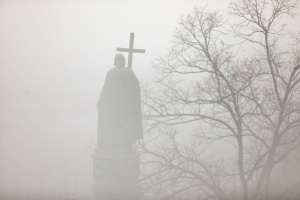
[{"left": 116, "top": 33, "right": 145, "bottom": 69}]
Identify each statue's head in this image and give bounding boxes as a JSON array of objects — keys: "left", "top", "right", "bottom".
[{"left": 114, "top": 53, "right": 126, "bottom": 67}]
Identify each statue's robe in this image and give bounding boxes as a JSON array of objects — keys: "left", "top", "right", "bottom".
[{"left": 97, "top": 66, "right": 143, "bottom": 148}]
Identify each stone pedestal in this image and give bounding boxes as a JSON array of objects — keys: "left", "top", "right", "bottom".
[{"left": 92, "top": 147, "right": 141, "bottom": 200}]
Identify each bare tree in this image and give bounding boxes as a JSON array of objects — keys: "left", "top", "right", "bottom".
[{"left": 140, "top": 1, "right": 300, "bottom": 200}]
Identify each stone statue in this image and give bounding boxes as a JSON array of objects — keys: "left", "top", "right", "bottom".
[
  {"left": 93, "top": 34, "right": 145, "bottom": 200},
  {"left": 97, "top": 53, "right": 143, "bottom": 148}
]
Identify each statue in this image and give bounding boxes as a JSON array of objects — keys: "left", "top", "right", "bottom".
[
  {"left": 93, "top": 33, "right": 145, "bottom": 200},
  {"left": 97, "top": 53, "right": 143, "bottom": 148}
]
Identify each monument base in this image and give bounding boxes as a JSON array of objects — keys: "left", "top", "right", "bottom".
[{"left": 92, "top": 147, "right": 141, "bottom": 200}]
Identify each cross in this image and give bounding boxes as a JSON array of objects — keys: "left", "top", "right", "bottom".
[{"left": 116, "top": 32, "right": 145, "bottom": 69}]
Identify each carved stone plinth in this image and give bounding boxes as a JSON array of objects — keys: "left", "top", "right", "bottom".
[{"left": 92, "top": 147, "right": 141, "bottom": 200}]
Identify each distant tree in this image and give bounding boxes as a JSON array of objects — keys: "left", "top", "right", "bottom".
[{"left": 140, "top": 0, "right": 300, "bottom": 200}]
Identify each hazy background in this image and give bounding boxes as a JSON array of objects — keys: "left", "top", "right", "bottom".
[{"left": 1, "top": 0, "right": 300, "bottom": 199}]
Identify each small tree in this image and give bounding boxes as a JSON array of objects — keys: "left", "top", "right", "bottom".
[{"left": 140, "top": 0, "right": 300, "bottom": 200}]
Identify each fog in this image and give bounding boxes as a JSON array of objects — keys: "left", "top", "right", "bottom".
[{"left": 1, "top": 0, "right": 300, "bottom": 199}]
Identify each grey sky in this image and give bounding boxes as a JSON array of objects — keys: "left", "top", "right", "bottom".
[{"left": 0, "top": 0, "right": 299, "bottom": 199}]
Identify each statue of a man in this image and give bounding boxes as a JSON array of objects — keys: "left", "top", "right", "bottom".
[{"left": 97, "top": 53, "right": 143, "bottom": 149}]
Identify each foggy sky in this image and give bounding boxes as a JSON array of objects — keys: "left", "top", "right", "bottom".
[{"left": 1, "top": 0, "right": 300, "bottom": 199}]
